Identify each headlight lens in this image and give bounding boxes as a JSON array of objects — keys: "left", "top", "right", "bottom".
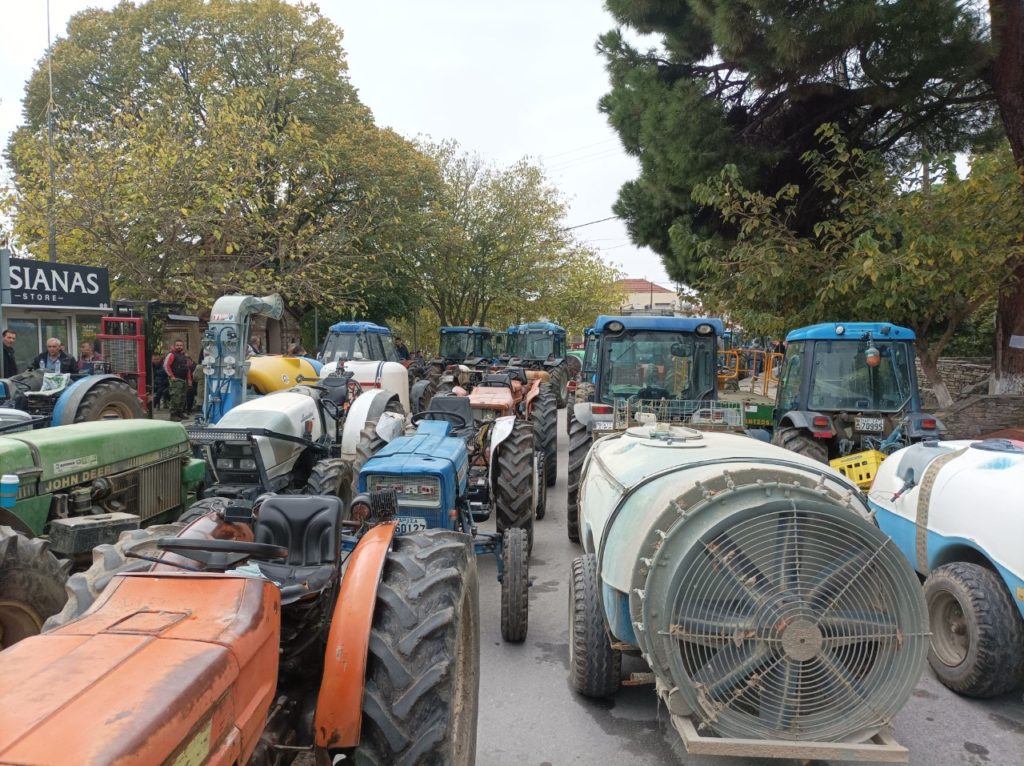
[{"left": 364, "top": 475, "right": 441, "bottom": 508}]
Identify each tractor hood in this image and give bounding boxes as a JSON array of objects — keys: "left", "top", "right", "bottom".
[
  {"left": 360, "top": 430, "right": 468, "bottom": 498},
  {"left": 0, "top": 573, "right": 280, "bottom": 765},
  {"left": 5, "top": 420, "right": 190, "bottom": 492},
  {"left": 468, "top": 386, "right": 513, "bottom": 411}
]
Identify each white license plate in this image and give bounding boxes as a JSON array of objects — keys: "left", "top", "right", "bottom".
[
  {"left": 854, "top": 417, "right": 884, "bottom": 432},
  {"left": 593, "top": 421, "right": 614, "bottom": 431},
  {"left": 396, "top": 516, "right": 428, "bottom": 533}
]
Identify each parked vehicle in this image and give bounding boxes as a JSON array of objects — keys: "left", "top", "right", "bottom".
[
  {"left": 871, "top": 437, "right": 1024, "bottom": 697},
  {"left": 506, "top": 321, "right": 581, "bottom": 407}
]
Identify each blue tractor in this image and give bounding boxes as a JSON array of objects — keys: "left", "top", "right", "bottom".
[
  {"left": 506, "top": 321, "right": 581, "bottom": 407},
  {"left": 771, "top": 322, "right": 945, "bottom": 463},
  {"left": 354, "top": 401, "right": 531, "bottom": 642}
]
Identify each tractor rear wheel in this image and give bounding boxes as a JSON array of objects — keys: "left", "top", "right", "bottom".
[
  {"left": 353, "top": 419, "right": 388, "bottom": 474},
  {"left": 500, "top": 527, "right": 529, "bottom": 642},
  {"left": 353, "top": 530, "right": 479, "bottom": 766},
  {"left": 305, "top": 457, "right": 357, "bottom": 513},
  {"left": 566, "top": 391, "right": 575, "bottom": 436},
  {"left": 772, "top": 426, "right": 828, "bottom": 464},
  {"left": 0, "top": 527, "right": 70, "bottom": 648},
  {"left": 548, "top": 364, "right": 567, "bottom": 408},
  {"left": 532, "top": 383, "right": 558, "bottom": 487},
  {"left": 569, "top": 553, "right": 621, "bottom": 698},
  {"left": 924, "top": 562, "right": 1024, "bottom": 697},
  {"left": 566, "top": 417, "right": 592, "bottom": 544},
  {"left": 41, "top": 524, "right": 183, "bottom": 632},
  {"left": 494, "top": 421, "right": 535, "bottom": 551},
  {"left": 72, "top": 380, "right": 145, "bottom": 423},
  {"left": 410, "top": 378, "right": 437, "bottom": 414}
]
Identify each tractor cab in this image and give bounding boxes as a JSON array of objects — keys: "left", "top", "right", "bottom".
[
  {"left": 507, "top": 322, "right": 566, "bottom": 365},
  {"left": 771, "top": 322, "right": 944, "bottom": 463},
  {"left": 319, "top": 321, "right": 400, "bottom": 365},
  {"left": 436, "top": 326, "right": 497, "bottom": 366}
]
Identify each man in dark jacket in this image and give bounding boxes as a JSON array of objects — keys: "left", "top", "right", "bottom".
[
  {"left": 2, "top": 329, "right": 17, "bottom": 377},
  {"left": 33, "top": 338, "right": 78, "bottom": 374},
  {"left": 163, "top": 339, "right": 192, "bottom": 421}
]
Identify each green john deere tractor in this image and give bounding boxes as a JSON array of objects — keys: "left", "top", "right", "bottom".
[{"left": 0, "top": 419, "right": 205, "bottom": 648}]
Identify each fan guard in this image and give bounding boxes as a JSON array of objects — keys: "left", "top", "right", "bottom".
[{"left": 640, "top": 498, "right": 928, "bottom": 743}]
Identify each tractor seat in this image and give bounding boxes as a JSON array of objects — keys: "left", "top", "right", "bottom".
[
  {"left": 428, "top": 395, "right": 475, "bottom": 434},
  {"left": 479, "top": 373, "right": 513, "bottom": 389},
  {"left": 252, "top": 495, "right": 342, "bottom": 604},
  {"left": 318, "top": 375, "right": 350, "bottom": 406},
  {"left": 505, "top": 367, "right": 528, "bottom": 384}
]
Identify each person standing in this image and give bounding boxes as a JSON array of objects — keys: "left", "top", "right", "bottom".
[
  {"left": 163, "top": 339, "right": 192, "bottom": 421},
  {"left": 78, "top": 342, "right": 105, "bottom": 374},
  {"left": 1, "top": 329, "right": 17, "bottom": 377},
  {"left": 34, "top": 338, "right": 78, "bottom": 374},
  {"left": 395, "top": 337, "right": 411, "bottom": 361}
]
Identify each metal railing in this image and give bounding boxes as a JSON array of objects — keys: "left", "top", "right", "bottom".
[{"left": 612, "top": 398, "right": 745, "bottom": 430}]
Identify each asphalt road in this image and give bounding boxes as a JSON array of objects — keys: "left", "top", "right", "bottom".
[{"left": 474, "top": 410, "right": 1024, "bottom": 766}]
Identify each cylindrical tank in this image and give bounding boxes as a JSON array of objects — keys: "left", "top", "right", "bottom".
[
  {"left": 321, "top": 360, "right": 410, "bottom": 414},
  {"left": 580, "top": 425, "right": 928, "bottom": 743}
]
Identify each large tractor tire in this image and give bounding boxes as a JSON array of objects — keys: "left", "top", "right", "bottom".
[
  {"left": 493, "top": 420, "right": 535, "bottom": 551},
  {"left": 500, "top": 527, "right": 529, "bottom": 642},
  {"left": 565, "top": 354, "right": 582, "bottom": 380},
  {"left": 305, "top": 457, "right": 357, "bottom": 512},
  {"left": 72, "top": 380, "right": 145, "bottom": 422},
  {"left": 565, "top": 392, "right": 575, "bottom": 436},
  {"left": 353, "top": 529, "right": 480, "bottom": 766},
  {"left": 532, "top": 383, "right": 558, "bottom": 487},
  {"left": 0, "top": 527, "right": 70, "bottom": 648},
  {"left": 771, "top": 425, "right": 828, "bottom": 464},
  {"left": 569, "top": 553, "right": 621, "bottom": 698},
  {"left": 353, "top": 409, "right": 401, "bottom": 475},
  {"left": 923, "top": 562, "right": 1024, "bottom": 698},
  {"left": 410, "top": 378, "right": 437, "bottom": 415},
  {"left": 566, "top": 417, "right": 592, "bottom": 544},
  {"left": 177, "top": 497, "right": 227, "bottom": 525},
  {"left": 41, "top": 524, "right": 183, "bottom": 632},
  {"left": 547, "top": 364, "right": 567, "bottom": 408}
]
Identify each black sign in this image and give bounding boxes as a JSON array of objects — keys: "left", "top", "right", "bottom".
[{"left": 1, "top": 254, "right": 111, "bottom": 310}]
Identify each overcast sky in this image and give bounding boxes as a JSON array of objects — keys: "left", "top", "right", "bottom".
[{"left": 1, "top": 0, "right": 674, "bottom": 287}]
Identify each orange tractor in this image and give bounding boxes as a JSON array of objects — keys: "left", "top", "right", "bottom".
[{"left": 0, "top": 495, "right": 480, "bottom": 765}]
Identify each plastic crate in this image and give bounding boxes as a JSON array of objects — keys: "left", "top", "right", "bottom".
[{"left": 829, "top": 449, "right": 886, "bottom": 489}]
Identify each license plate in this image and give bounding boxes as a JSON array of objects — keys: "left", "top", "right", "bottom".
[
  {"left": 396, "top": 516, "right": 428, "bottom": 533},
  {"left": 854, "top": 417, "right": 884, "bottom": 432},
  {"left": 593, "top": 421, "right": 614, "bottom": 431}
]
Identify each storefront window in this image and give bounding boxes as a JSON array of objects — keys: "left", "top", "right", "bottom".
[
  {"left": 76, "top": 316, "right": 101, "bottom": 354},
  {"left": 41, "top": 318, "right": 70, "bottom": 356},
  {"left": 6, "top": 318, "right": 39, "bottom": 373}
]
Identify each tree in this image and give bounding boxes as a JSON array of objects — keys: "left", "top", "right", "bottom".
[
  {"left": 692, "top": 126, "right": 1022, "bottom": 408},
  {"left": 395, "top": 142, "right": 614, "bottom": 329},
  {"left": 5, "top": 0, "right": 438, "bottom": 314}
]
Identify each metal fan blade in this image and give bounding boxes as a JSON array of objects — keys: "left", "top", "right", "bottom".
[
  {"left": 671, "top": 600, "right": 758, "bottom": 647},
  {"left": 758, "top": 659, "right": 801, "bottom": 729},
  {"left": 693, "top": 641, "right": 774, "bottom": 704},
  {"left": 804, "top": 548, "right": 874, "bottom": 609},
  {"left": 772, "top": 511, "right": 802, "bottom": 591},
  {"left": 702, "top": 532, "right": 771, "bottom": 605},
  {"left": 818, "top": 608, "right": 899, "bottom": 647}
]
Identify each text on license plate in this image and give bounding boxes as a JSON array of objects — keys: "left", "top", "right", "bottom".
[
  {"left": 854, "top": 417, "right": 884, "bottom": 432},
  {"left": 593, "top": 421, "right": 614, "bottom": 430},
  {"left": 396, "top": 517, "right": 428, "bottom": 533}
]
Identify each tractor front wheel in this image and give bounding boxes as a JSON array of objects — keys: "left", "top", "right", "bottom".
[
  {"left": 353, "top": 530, "right": 480, "bottom": 766},
  {"left": 501, "top": 527, "right": 529, "bottom": 642},
  {"left": 772, "top": 426, "right": 828, "bottom": 464},
  {"left": 569, "top": 553, "right": 621, "bottom": 698},
  {"left": 71, "top": 380, "right": 145, "bottom": 423},
  {"left": 494, "top": 421, "right": 535, "bottom": 552},
  {"left": 566, "top": 417, "right": 592, "bottom": 544},
  {"left": 305, "top": 457, "right": 357, "bottom": 513},
  {"left": 0, "top": 527, "right": 69, "bottom": 648},
  {"left": 532, "top": 383, "right": 558, "bottom": 487}
]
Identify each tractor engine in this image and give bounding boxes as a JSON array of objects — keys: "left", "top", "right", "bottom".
[{"left": 578, "top": 424, "right": 928, "bottom": 743}]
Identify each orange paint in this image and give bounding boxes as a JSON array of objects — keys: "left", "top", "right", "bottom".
[{"left": 314, "top": 521, "right": 397, "bottom": 749}]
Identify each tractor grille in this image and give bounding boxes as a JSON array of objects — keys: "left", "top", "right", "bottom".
[
  {"left": 104, "top": 338, "right": 141, "bottom": 376},
  {"left": 102, "top": 457, "right": 182, "bottom": 521}
]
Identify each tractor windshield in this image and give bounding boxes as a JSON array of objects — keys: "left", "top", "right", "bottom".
[
  {"left": 807, "top": 340, "right": 915, "bottom": 412},
  {"left": 511, "top": 332, "right": 562, "bottom": 360},
  {"left": 440, "top": 332, "right": 492, "bottom": 361},
  {"left": 599, "top": 330, "right": 716, "bottom": 402},
  {"left": 320, "top": 332, "right": 368, "bottom": 363}
]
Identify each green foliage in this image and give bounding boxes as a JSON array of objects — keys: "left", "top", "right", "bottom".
[
  {"left": 5, "top": 0, "right": 437, "bottom": 314},
  {"left": 599, "top": 0, "right": 996, "bottom": 288},
  {"left": 692, "top": 126, "right": 1023, "bottom": 404}
]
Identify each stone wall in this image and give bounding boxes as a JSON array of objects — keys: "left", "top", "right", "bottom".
[
  {"left": 937, "top": 395, "right": 1024, "bottom": 439},
  {"left": 917, "top": 357, "right": 991, "bottom": 404}
]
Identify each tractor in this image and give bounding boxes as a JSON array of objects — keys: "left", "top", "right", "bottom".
[
  {"left": 565, "top": 326, "right": 598, "bottom": 436},
  {"left": 770, "top": 322, "right": 944, "bottom": 465},
  {"left": 506, "top": 321, "right": 582, "bottom": 407},
  {"left": 566, "top": 315, "right": 741, "bottom": 542},
  {"left": 4, "top": 496, "right": 479, "bottom": 764},
  {"left": 0, "top": 419, "right": 205, "bottom": 647},
  {"left": 356, "top": 412, "right": 531, "bottom": 642},
  {"left": 429, "top": 326, "right": 501, "bottom": 396}
]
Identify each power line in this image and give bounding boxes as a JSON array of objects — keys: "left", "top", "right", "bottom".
[
  {"left": 540, "top": 137, "right": 618, "bottom": 161},
  {"left": 561, "top": 215, "right": 619, "bottom": 231}
]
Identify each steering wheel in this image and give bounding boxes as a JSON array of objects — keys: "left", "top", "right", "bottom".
[
  {"left": 412, "top": 409, "right": 469, "bottom": 429},
  {"left": 157, "top": 537, "right": 288, "bottom": 562},
  {"left": 631, "top": 386, "right": 672, "bottom": 401}
]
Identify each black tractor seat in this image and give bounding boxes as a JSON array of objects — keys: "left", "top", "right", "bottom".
[
  {"left": 252, "top": 495, "right": 342, "bottom": 605},
  {"left": 424, "top": 395, "right": 477, "bottom": 435},
  {"left": 318, "top": 374, "right": 351, "bottom": 406},
  {"left": 479, "top": 373, "right": 513, "bottom": 389}
]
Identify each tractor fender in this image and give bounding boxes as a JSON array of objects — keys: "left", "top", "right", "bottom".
[
  {"left": 315, "top": 521, "right": 398, "bottom": 749},
  {"left": 487, "top": 416, "right": 517, "bottom": 487},
  {"left": 409, "top": 378, "right": 432, "bottom": 414},
  {"left": 778, "top": 410, "right": 834, "bottom": 436},
  {"left": 905, "top": 412, "right": 946, "bottom": 440},
  {"left": 573, "top": 401, "right": 595, "bottom": 428},
  {"left": 340, "top": 389, "right": 403, "bottom": 458},
  {"left": 51, "top": 375, "right": 130, "bottom": 426}
]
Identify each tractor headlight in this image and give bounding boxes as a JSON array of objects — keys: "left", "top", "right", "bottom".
[
  {"left": 364, "top": 475, "right": 441, "bottom": 508},
  {"left": 216, "top": 458, "right": 233, "bottom": 470},
  {"left": 238, "top": 458, "right": 257, "bottom": 470}
]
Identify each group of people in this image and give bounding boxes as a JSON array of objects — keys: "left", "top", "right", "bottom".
[{"left": 1, "top": 328, "right": 107, "bottom": 377}]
